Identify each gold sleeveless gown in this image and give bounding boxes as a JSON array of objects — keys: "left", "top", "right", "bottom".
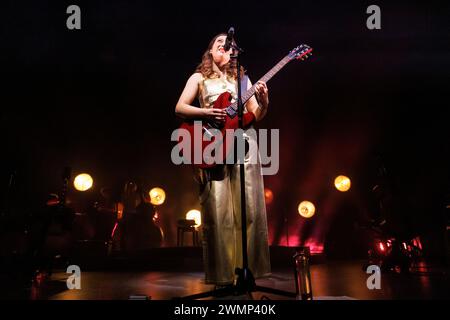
[{"left": 196, "top": 75, "right": 271, "bottom": 285}]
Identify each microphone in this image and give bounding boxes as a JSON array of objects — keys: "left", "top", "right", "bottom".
[{"left": 224, "top": 27, "right": 234, "bottom": 51}]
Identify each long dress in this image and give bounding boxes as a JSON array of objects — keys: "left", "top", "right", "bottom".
[{"left": 196, "top": 74, "right": 271, "bottom": 285}]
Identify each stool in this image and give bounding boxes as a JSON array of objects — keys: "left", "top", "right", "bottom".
[{"left": 177, "top": 219, "right": 199, "bottom": 246}]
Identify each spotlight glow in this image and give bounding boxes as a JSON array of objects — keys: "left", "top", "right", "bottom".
[
  {"left": 73, "top": 173, "right": 93, "bottom": 191},
  {"left": 298, "top": 201, "right": 316, "bottom": 218},
  {"left": 149, "top": 187, "right": 166, "bottom": 206},
  {"left": 264, "top": 188, "right": 274, "bottom": 205},
  {"left": 334, "top": 175, "right": 351, "bottom": 192},
  {"left": 186, "top": 209, "right": 201, "bottom": 227}
]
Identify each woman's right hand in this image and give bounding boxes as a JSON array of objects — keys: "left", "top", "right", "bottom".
[{"left": 203, "top": 108, "right": 227, "bottom": 123}]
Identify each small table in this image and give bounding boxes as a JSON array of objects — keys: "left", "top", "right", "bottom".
[{"left": 177, "top": 219, "right": 199, "bottom": 246}]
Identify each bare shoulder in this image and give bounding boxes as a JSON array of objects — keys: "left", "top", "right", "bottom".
[{"left": 189, "top": 72, "right": 203, "bottom": 83}]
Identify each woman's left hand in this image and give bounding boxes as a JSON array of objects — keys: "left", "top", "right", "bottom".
[{"left": 255, "top": 81, "right": 269, "bottom": 109}]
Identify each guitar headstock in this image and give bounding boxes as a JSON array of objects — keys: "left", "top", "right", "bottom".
[{"left": 288, "top": 44, "right": 313, "bottom": 61}]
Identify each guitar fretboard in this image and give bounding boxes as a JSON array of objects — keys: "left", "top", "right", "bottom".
[{"left": 228, "top": 55, "right": 292, "bottom": 111}]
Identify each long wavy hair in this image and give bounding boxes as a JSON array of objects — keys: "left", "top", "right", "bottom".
[{"left": 195, "top": 33, "right": 245, "bottom": 80}]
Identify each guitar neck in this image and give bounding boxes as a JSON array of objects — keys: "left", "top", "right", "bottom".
[{"left": 231, "top": 55, "right": 292, "bottom": 109}]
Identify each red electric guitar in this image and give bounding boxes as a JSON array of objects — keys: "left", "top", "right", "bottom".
[{"left": 177, "top": 44, "right": 313, "bottom": 168}]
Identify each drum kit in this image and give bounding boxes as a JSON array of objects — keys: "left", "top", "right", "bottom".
[{"left": 0, "top": 168, "right": 164, "bottom": 283}]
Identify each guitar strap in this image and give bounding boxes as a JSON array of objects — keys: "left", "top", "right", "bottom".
[
  {"left": 240, "top": 75, "right": 249, "bottom": 93},
  {"left": 239, "top": 74, "right": 250, "bottom": 113}
]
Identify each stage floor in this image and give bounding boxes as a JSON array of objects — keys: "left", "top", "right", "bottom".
[{"left": 3, "top": 260, "right": 449, "bottom": 300}]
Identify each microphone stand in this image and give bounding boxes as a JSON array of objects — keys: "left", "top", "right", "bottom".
[
  {"left": 177, "top": 31, "right": 297, "bottom": 300},
  {"left": 230, "top": 38, "right": 297, "bottom": 299}
]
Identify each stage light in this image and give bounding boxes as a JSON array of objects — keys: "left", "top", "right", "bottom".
[
  {"left": 73, "top": 173, "right": 93, "bottom": 191},
  {"left": 334, "top": 175, "right": 351, "bottom": 192},
  {"left": 264, "top": 188, "right": 274, "bottom": 205},
  {"left": 298, "top": 201, "right": 316, "bottom": 218},
  {"left": 149, "top": 187, "right": 166, "bottom": 206},
  {"left": 186, "top": 209, "right": 201, "bottom": 227}
]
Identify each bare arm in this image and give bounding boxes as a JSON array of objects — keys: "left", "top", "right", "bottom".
[
  {"left": 245, "top": 78, "right": 269, "bottom": 122},
  {"left": 175, "top": 73, "right": 227, "bottom": 122},
  {"left": 175, "top": 73, "right": 204, "bottom": 119}
]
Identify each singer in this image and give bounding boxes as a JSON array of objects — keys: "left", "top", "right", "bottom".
[{"left": 175, "top": 33, "right": 271, "bottom": 286}]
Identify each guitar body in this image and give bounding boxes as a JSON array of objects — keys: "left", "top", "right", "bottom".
[{"left": 179, "top": 91, "right": 256, "bottom": 169}]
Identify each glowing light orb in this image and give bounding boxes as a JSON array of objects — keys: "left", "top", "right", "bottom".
[
  {"left": 334, "top": 175, "right": 351, "bottom": 192},
  {"left": 149, "top": 187, "right": 166, "bottom": 206},
  {"left": 298, "top": 201, "right": 316, "bottom": 218},
  {"left": 186, "top": 209, "right": 202, "bottom": 227},
  {"left": 73, "top": 173, "right": 93, "bottom": 191},
  {"left": 264, "top": 188, "right": 274, "bottom": 205}
]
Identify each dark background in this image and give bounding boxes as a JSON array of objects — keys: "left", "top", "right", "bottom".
[{"left": 1, "top": 0, "right": 449, "bottom": 258}]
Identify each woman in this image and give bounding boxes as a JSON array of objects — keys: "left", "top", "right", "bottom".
[{"left": 175, "top": 33, "right": 271, "bottom": 286}]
